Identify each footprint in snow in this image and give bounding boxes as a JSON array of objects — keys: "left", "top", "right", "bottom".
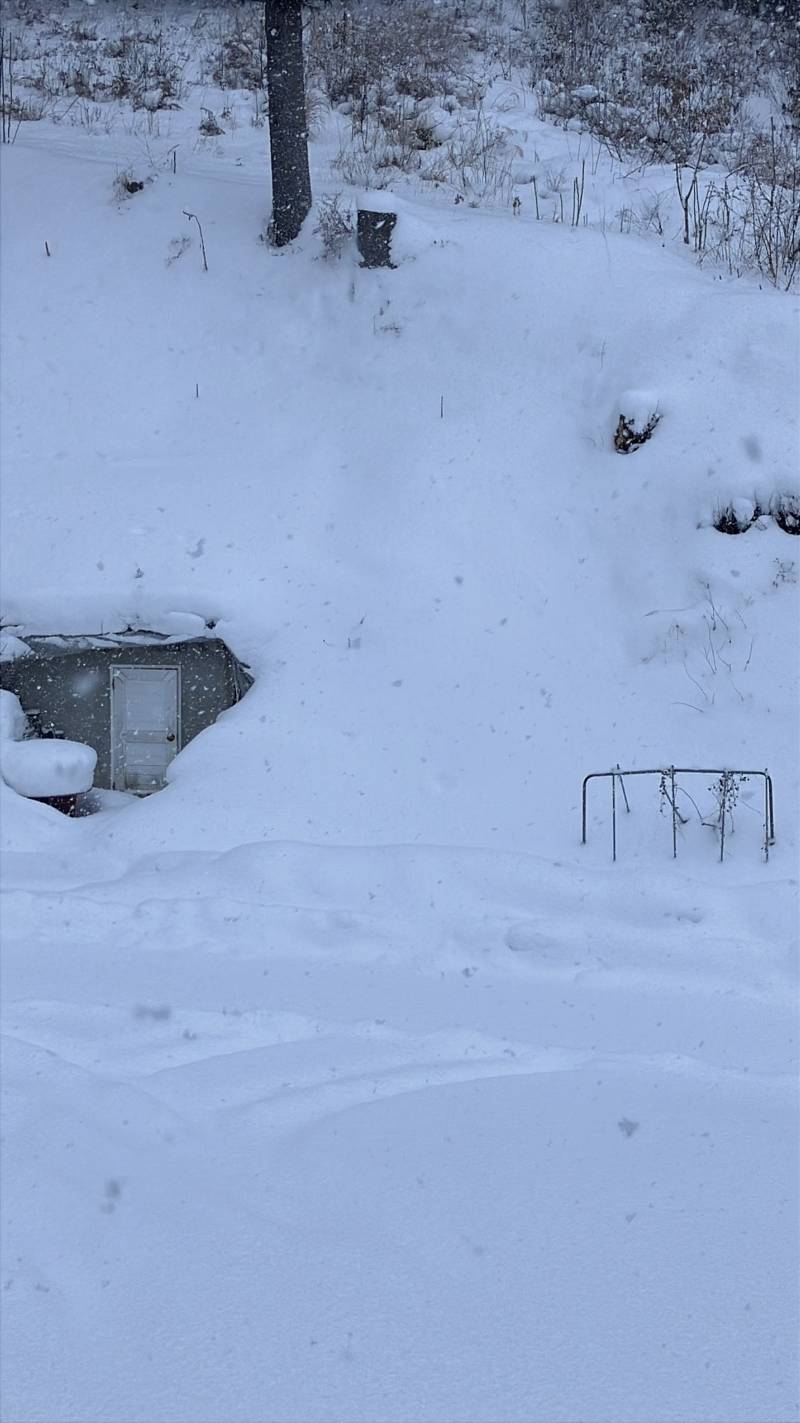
[{"left": 505, "top": 923, "right": 563, "bottom": 958}]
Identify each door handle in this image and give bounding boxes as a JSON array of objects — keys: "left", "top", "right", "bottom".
[{"left": 166, "top": 733, "right": 176, "bottom": 743}]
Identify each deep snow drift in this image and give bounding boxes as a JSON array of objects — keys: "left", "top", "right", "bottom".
[{"left": 0, "top": 40, "right": 798, "bottom": 1423}]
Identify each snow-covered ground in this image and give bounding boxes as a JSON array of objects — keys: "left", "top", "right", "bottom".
[{"left": 1, "top": 20, "right": 798, "bottom": 1423}]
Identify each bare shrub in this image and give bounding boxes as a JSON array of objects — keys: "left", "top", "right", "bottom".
[
  {"left": 308, "top": 0, "right": 499, "bottom": 193},
  {"left": 105, "top": 23, "right": 185, "bottom": 109},
  {"left": 68, "top": 19, "right": 98, "bottom": 45},
  {"left": 166, "top": 235, "right": 191, "bottom": 266},
  {"left": 447, "top": 107, "right": 515, "bottom": 202},
  {"left": 314, "top": 193, "right": 354, "bottom": 260},
  {"left": 614, "top": 410, "right": 660, "bottom": 453},
  {"left": 205, "top": 7, "right": 266, "bottom": 91},
  {"left": 306, "top": 2, "right": 472, "bottom": 113},
  {"left": 527, "top": 0, "right": 778, "bottom": 170},
  {"left": 333, "top": 122, "right": 393, "bottom": 188},
  {"left": 112, "top": 168, "right": 145, "bottom": 201},
  {"left": 198, "top": 106, "right": 224, "bottom": 136},
  {"left": 420, "top": 153, "right": 451, "bottom": 185},
  {"left": 713, "top": 502, "right": 757, "bottom": 534},
  {"left": 694, "top": 126, "right": 800, "bottom": 288}
]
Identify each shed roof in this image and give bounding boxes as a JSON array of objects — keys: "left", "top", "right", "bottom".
[{"left": 1, "top": 626, "right": 224, "bottom": 662}]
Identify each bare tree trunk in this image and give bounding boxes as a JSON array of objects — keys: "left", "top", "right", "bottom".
[{"left": 265, "top": 0, "right": 312, "bottom": 247}]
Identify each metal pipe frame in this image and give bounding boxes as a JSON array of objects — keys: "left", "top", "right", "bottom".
[{"left": 581, "top": 766, "right": 775, "bottom": 862}]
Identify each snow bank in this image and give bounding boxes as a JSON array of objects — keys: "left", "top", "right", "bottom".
[
  {"left": 390, "top": 206, "right": 440, "bottom": 264},
  {"left": 357, "top": 188, "right": 438, "bottom": 263},
  {"left": 616, "top": 387, "right": 662, "bottom": 432},
  {"left": 0, "top": 689, "right": 28, "bottom": 742},
  {"left": 0, "top": 633, "right": 31, "bottom": 662},
  {"left": 1, "top": 738, "right": 96, "bottom": 797},
  {"left": 0, "top": 777, "right": 74, "bottom": 849}
]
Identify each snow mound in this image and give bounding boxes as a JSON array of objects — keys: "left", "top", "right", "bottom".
[
  {"left": 357, "top": 188, "right": 400, "bottom": 215},
  {"left": 572, "top": 84, "right": 604, "bottom": 104},
  {"left": 1, "top": 738, "right": 97, "bottom": 797},
  {"left": 616, "top": 388, "right": 662, "bottom": 431},
  {"left": 357, "top": 188, "right": 438, "bottom": 263},
  {"left": 0, "top": 689, "right": 28, "bottom": 742},
  {"left": 613, "top": 388, "right": 662, "bottom": 452},
  {"left": 0, "top": 634, "right": 31, "bottom": 662}
]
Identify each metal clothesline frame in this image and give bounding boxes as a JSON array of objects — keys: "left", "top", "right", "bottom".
[{"left": 581, "top": 765, "right": 775, "bottom": 863}]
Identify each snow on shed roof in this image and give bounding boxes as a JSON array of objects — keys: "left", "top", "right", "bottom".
[{"left": 0, "top": 624, "right": 225, "bottom": 662}]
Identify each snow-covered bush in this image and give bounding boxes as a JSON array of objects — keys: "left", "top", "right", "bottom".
[
  {"left": 306, "top": 3, "right": 473, "bottom": 113},
  {"left": 198, "top": 107, "right": 224, "bottom": 137},
  {"left": 771, "top": 491, "right": 800, "bottom": 535},
  {"left": 204, "top": 6, "right": 266, "bottom": 91},
  {"left": 0, "top": 686, "right": 95, "bottom": 800},
  {"left": 687, "top": 141, "right": 800, "bottom": 290},
  {"left": 315, "top": 2, "right": 498, "bottom": 193},
  {"left": 446, "top": 108, "right": 516, "bottom": 203},
  {"left": 713, "top": 499, "right": 760, "bottom": 534},
  {"left": 102, "top": 23, "right": 185, "bottom": 110},
  {"left": 112, "top": 168, "right": 145, "bottom": 201},
  {"left": 1, "top": 738, "right": 96, "bottom": 798},
  {"left": 1, "top": 8, "right": 186, "bottom": 114},
  {"left": 526, "top": 0, "right": 790, "bottom": 170}
]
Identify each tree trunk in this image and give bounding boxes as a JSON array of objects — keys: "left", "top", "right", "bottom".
[{"left": 265, "top": 0, "right": 312, "bottom": 247}]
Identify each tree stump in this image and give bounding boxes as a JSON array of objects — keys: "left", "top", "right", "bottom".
[{"left": 357, "top": 208, "right": 397, "bottom": 268}]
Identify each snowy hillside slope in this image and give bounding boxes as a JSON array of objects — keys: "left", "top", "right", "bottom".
[
  {"left": 1, "top": 129, "right": 797, "bottom": 856},
  {"left": 1, "top": 24, "right": 798, "bottom": 1423}
]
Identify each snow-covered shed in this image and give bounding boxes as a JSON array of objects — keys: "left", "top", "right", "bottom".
[{"left": 0, "top": 630, "right": 252, "bottom": 795}]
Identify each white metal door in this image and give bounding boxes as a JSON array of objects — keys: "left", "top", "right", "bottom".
[{"left": 110, "top": 666, "right": 180, "bottom": 793}]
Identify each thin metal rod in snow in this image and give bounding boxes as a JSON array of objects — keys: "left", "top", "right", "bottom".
[
  {"left": 611, "top": 767, "right": 617, "bottom": 862},
  {"left": 615, "top": 763, "right": 631, "bottom": 814},
  {"left": 718, "top": 771, "right": 728, "bottom": 862},
  {"left": 581, "top": 766, "right": 775, "bottom": 863},
  {"left": 182, "top": 211, "right": 208, "bottom": 271},
  {"left": 609, "top": 765, "right": 631, "bottom": 862}
]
